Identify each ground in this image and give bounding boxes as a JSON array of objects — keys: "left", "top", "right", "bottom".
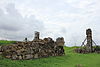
[{"left": 0, "top": 41, "right": 100, "bottom": 67}]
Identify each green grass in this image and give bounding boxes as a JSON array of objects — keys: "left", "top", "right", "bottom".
[
  {"left": 0, "top": 40, "right": 16, "bottom": 45},
  {"left": 0, "top": 46, "right": 100, "bottom": 67}
]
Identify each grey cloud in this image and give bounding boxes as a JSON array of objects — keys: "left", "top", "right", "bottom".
[
  {"left": 0, "top": 3, "right": 44, "bottom": 40},
  {"left": 0, "top": 0, "right": 100, "bottom": 46},
  {"left": 0, "top": 25, "right": 20, "bottom": 31},
  {"left": 0, "top": 9, "right": 4, "bottom": 16}
]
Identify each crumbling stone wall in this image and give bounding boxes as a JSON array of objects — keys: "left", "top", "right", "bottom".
[
  {"left": 0, "top": 32, "right": 65, "bottom": 60},
  {"left": 86, "top": 29, "right": 93, "bottom": 52},
  {"left": 75, "top": 29, "right": 100, "bottom": 54},
  {"left": 34, "top": 31, "right": 40, "bottom": 40}
]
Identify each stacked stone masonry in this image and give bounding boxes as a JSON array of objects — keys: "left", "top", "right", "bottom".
[{"left": 0, "top": 32, "right": 65, "bottom": 60}]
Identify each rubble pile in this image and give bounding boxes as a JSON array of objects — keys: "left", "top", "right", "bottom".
[
  {"left": 74, "top": 46, "right": 100, "bottom": 54},
  {"left": 0, "top": 32, "right": 65, "bottom": 60}
]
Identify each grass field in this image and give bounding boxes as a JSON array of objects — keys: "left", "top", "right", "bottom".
[
  {"left": 0, "top": 41, "right": 100, "bottom": 67},
  {"left": 0, "top": 40, "right": 16, "bottom": 45}
]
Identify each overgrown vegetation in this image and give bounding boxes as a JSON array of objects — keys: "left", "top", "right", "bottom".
[{"left": 0, "top": 45, "right": 100, "bottom": 67}]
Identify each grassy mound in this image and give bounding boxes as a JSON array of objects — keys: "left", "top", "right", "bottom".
[{"left": 0, "top": 46, "right": 100, "bottom": 67}]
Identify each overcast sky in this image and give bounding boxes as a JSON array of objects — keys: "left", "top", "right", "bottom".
[{"left": 0, "top": 0, "right": 100, "bottom": 46}]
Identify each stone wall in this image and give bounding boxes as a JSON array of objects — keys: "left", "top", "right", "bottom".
[{"left": 0, "top": 32, "right": 65, "bottom": 60}]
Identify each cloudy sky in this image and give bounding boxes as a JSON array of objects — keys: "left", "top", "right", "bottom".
[{"left": 0, "top": 0, "right": 100, "bottom": 46}]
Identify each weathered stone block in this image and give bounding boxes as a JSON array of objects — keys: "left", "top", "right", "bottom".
[
  {"left": 56, "top": 37, "right": 65, "bottom": 46},
  {"left": 24, "top": 54, "right": 33, "bottom": 59},
  {"left": 34, "top": 54, "right": 38, "bottom": 59}
]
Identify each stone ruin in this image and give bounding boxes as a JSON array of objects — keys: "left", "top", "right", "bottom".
[
  {"left": 75, "top": 28, "right": 100, "bottom": 54},
  {"left": 0, "top": 31, "right": 65, "bottom": 60},
  {"left": 34, "top": 31, "right": 40, "bottom": 40}
]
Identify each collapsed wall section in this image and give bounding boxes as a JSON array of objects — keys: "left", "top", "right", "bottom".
[{"left": 0, "top": 32, "right": 65, "bottom": 60}]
